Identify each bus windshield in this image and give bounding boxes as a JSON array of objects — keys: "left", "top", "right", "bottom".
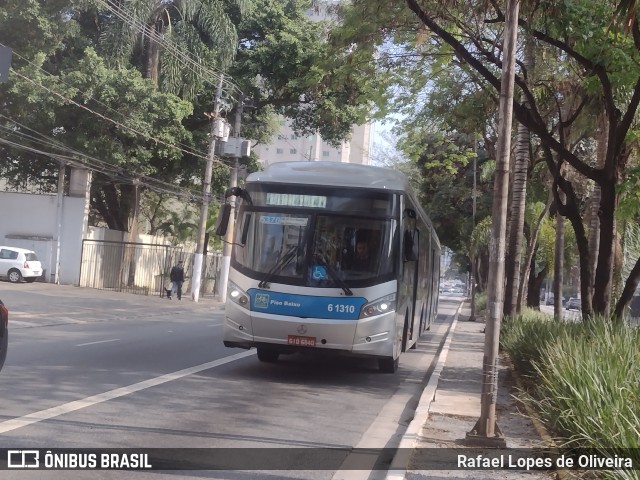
[{"left": 233, "top": 211, "right": 398, "bottom": 288}]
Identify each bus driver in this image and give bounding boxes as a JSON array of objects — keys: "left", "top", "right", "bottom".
[{"left": 351, "top": 239, "right": 371, "bottom": 271}]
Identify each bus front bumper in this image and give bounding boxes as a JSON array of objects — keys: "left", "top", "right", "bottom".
[{"left": 222, "top": 301, "right": 397, "bottom": 358}]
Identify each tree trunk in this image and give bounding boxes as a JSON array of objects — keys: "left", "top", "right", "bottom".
[
  {"left": 554, "top": 205, "right": 565, "bottom": 320},
  {"left": 614, "top": 255, "right": 640, "bottom": 320},
  {"left": 475, "top": 0, "right": 519, "bottom": 439},
  {"left": 587, "top": 108, "right": 607, "bottom": 306},
  {"left": 593, "top": 180, "right": 617, "bottom": 316},
  {"left": 146, "top": 18, "right": 163, "bottom": 86},
  {"left": 89, "top": 175, "right": 135, "bottom": 232},
  {"left": 613, "top": 227, "right": 624, "bottom": 303},
  {"left": 526, "top": 258, "right": 547, "bottom": 309},
  {"left": 477, "top": 250, "right": 489, "bottom": 292},
  {"left": 504, "top": 41, "right": 533, "bottom": 317},
  {"left": 517, "top": 191, "right": 552, "bottom": 311}
]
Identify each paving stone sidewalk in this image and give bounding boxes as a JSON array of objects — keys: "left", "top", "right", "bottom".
[{"left": 392, "top": 301, "right": 557, "bottom": 480}]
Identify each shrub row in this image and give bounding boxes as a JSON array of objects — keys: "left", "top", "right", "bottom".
[{"left": 500, "top": 312, "right": 640, "bottom": 479}]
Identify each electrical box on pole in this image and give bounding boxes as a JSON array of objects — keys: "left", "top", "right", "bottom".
[
  {"left": 219, "top": 137, "right": 251, "bottom": 158},
  {"left": 191, "top": 76, "right": 224, "bottom": 302},
  {"left": 0, "top": 46, "right": 12, "bottom": 83}
]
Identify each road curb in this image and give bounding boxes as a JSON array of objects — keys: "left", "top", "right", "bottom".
[{"left": 385, "top": 301, "right": 464, "bottom": 480}]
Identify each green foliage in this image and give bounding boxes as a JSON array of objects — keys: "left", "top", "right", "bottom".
[
  {"left": 157, "top": 208, "right": 199, "bottom": 245},
  {"left": 536, "top": 217, "right": 557, "bottom": 268},
  {"left": 0, "top": 0, "right": 80, "bottom": 58},
  {"left": 231, "top": 0, "right": 385, "bottom": 145},
  {"left": 395, "top": 132, "right": 491, "bottom": 253},
  {"left": 502, "top": 311, "right": 640, "bottom": 469},
  {"left": 1, "top": 0, "right": 382, "bottom": 230},
  {"left": 95, "top": 0, "right": 247, "bottom": 99},
  {"left": 470, "top": 216, "right": 491, "bottom": 256},
  {"left": 501, "top": 309, "right": 581, "bottom": 379},
  {"left": 399, "top": 131, "right": 475, "bottom": 174},
  {"left": 617, "top": 163, "right": 640, "bottom": 220},
  {"left": 474, "top": 292, "right": 488, "bottom": 314},
  {"left": 3, "top": 47, "right": 194, "bottom": 177}
]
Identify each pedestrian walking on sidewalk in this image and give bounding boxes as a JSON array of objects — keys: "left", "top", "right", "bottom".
[{"left": 167, "top": 260, "right": 185, "bottom": 300}]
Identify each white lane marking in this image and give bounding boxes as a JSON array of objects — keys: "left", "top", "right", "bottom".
[
  {"left": 0, "top": 350, "right": 256, "bottom": 434},
  {"left": 76, "top": 339, "right": 121, "bottom": 347},
  {"left": 9, "top": 320, "right": 40, "bottom": 328}
]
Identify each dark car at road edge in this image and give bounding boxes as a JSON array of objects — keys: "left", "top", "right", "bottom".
[
  {"left": 0, "top": 299, "right": 7, "bottom": 372},
  {"left": 566, "top": 297, "right": 581, "bottom": 311}
]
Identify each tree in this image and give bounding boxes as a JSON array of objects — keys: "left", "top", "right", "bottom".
[
  {"left": 96, "top": 0, "right": 247, "bottom": 96},
  {"left": 157, "top": 208, "right": 199, "bottom": 245},
  {"left": 1, "top": 48, "right": 196, "bottom": 231},
  {"left": 331, "top": 0, "right": 640, "bottom": 320},
  {"left": 1, "top": 0, "right": 379, "bottom": 232},
  {"left": 227, "top": 0, "right": 387, "bottom": 146},
  {"left": 398, "top": 131, "right": 485, "bottom": 254},
  {"left": 504, "top": 40, "right": 534, "bottom": 316}
]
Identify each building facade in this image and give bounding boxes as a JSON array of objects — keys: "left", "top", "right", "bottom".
[
  {"left": 251, "top": 120, "right": 372, "bottom": 167},
  {"left": 252, "top": 0, "right": 373, "bottom": 167}
]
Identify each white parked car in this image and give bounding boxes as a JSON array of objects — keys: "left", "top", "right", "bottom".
[{"left": 0, "top": 246, "right": 43, "bottom": 283}]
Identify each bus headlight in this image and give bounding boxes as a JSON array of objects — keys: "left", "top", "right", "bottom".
[
  {"left": 228, "top": 281, "right": 249, "bottom": 308},
  {"left": 359, "top": 293, "right": 396, "bottom": 318}
]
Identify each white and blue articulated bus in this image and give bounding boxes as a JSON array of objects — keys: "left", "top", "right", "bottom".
[{"left": 216, "top": 161, "right": 441, "bottom": 373}]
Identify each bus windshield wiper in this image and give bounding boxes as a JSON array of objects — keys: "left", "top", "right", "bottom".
[
  {"left": 314, "top": 253, "right": 353, "bottom": 296},
  {"left": 258, "top": 246, "right": 298, "bottom": 289}
]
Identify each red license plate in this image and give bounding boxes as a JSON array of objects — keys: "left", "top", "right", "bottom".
[{"left": 287, "top": 335, "right": 316, "bottom": 347}]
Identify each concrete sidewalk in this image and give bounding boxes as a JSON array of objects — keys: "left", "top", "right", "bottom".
[
  {"left": 388, "top": 300, "right": 555, "bottom": 480},
  {"left": 0, "top": 282, "right": 225, "bottom": 329}
]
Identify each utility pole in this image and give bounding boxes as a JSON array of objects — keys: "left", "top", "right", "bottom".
[
  {"left": 217, "top": 94, "right": 244, "bottom": 302},
  {"left": 54, "top": 162, "right": 66, "bottom": 284},
  {"left": 191, "top": 76, "right": 224, "bottom": 302},
  {"left": 466, "top": 0, "right": 520, "bottom": 447}
]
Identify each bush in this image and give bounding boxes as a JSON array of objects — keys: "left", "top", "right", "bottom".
[
  {"left": 474, "top": 292, "right": 488, "bottom": 314},
  {"left": 500, "top": 309, "right": 580, "bottom": 379},
  {"left": 502, "top": 313, "right": 640, "bottom": 479}
]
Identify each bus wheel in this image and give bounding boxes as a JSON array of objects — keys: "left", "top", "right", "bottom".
[
  {"left": 401, "top": 313, "right": 409, "bottom": 352},
  {"left": 411, "top": 308, "right": 425, "bottom": 350},
  {"left": 257, "top": 347, "right": 279, "bottom": 363},
  {"left": 378, "top": 356, "right": 399, "bottom": 373}
]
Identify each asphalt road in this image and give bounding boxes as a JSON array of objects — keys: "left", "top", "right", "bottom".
[{"left": 0, "top": 282, "right": 460, "bottom": 480}]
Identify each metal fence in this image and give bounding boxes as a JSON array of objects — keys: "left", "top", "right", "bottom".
[{"left": 79, "top": 239, "right": 222, "bottom": 297}]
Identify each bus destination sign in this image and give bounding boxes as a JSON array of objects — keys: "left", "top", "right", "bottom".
[{"left": 266, "top": 193, "right": 327, "bottom": 208}]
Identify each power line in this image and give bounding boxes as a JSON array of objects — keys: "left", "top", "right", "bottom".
[
  {"left": 11, "top": 68, "right": 229, "bottom": 166},
  {"left": 95, "top": 0, "right": 242, "bottom": 100},
  {"left": 0, "top": 135, "right": 203, "bottom": 202},
  {"left": 0, "top": 42, "right": 209, "bottom": 160},
  {"left": 0, "top": 116, "right": 224, "bottom": 203}
]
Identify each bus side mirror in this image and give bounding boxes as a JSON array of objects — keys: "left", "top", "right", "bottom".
[
  {"left": 214, "top": 204, "right": 231, "bottom": 237},
  {"left": 403, "top": 231, "right": 416, "bottom": 262}
]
